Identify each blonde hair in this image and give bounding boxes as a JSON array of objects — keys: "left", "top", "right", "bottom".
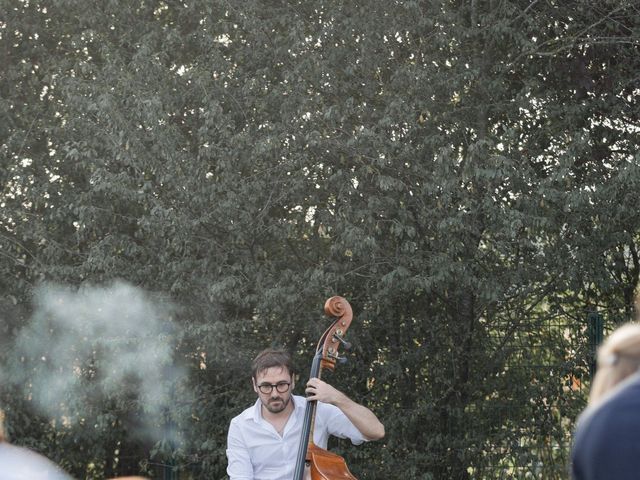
[{"left": 589, "top": 322, "right": 640, "bottom": 404}]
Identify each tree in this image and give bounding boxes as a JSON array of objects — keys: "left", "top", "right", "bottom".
[{"left": 1, "top": 1, "right": 639, "bottom": 478}]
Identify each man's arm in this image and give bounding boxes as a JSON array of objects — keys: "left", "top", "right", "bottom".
[{"left": 305, "top": 378, "right": 385, "bottom": 440}]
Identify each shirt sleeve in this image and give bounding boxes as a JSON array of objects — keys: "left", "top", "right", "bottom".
[
  {"left": 226, "top": 418, "right": 254, "bottom": 480},
  {"left": 319, "top": 402, "right": 367, "bottom": 446}
]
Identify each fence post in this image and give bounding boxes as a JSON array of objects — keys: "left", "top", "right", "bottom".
[
  {"left": 163, "top": 461, "right": 177, "bottom": 480},
  {"left": 587, "top": 311, "right": 604, "bottom": 379}
]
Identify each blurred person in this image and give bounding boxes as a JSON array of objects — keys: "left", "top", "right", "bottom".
[
  {"left": 0, "top": 409, "right": 73, "bottom": 480},
  {"left": 0, "top": 409, "right": 149, "bottom": 480},
  {"left": 571, "top": 321, "right": 640, "bottom": 479},
  {"left": 226, "top": 348, "right": 384, "bottom": 480}
]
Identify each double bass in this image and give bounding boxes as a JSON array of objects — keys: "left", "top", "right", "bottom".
[{"left": 293, "top": 296, "right": 358, "bottom": 480}]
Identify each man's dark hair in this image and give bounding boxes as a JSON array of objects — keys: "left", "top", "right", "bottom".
[{"left": 251, "top": 349, "right": 295, "bottom": 379}]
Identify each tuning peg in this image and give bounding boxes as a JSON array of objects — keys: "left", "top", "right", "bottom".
[
  {"left": 327, "top": 350, "right": 348, "bottom": 364},
  {"left": 333, "top": 333, "right": 352, "bottom": 350}
]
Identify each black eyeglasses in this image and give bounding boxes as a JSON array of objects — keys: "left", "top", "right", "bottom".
[{"left": 257, "top": 381, "right": 291, "bottom": 394}]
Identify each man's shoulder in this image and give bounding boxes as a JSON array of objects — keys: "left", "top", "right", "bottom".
[
  {"left": 577, "top": 373, "right": 640, "bottom": 435},
  {"left": 230, "top": 400, "right": 259, "bottom": 424},
  {"left": 573, "top": 373, "right": 640, "bottom": 473},
  {"left": 597, "top": 372, "right": 640, "bottom": 411},
  {"left": 291, "top": 394, "right": 306, "bottom": 408}
]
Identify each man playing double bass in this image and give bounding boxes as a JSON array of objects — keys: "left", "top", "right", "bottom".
[{"left": 226, "top": 349, "right": 384, "bottom": 479}]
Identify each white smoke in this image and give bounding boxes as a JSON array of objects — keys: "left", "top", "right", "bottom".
[{"left": 2, "top": 281, "right": 186, "bottom": 445}]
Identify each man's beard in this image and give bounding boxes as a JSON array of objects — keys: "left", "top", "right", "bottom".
[{"left": 263, "top": 394, "right": 291, "bottom": 414}]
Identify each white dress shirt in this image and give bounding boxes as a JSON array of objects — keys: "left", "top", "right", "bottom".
[{"left": 226, "top": 394, "right": 366, "bottom": 480}]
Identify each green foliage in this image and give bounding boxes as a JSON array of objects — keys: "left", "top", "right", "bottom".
[{"left": 2, "top": 0, "right": 639, "bottom": 478}]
